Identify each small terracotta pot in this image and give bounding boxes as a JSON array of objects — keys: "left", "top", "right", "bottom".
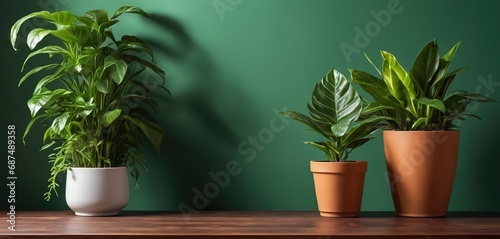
[
  {"left": 383, "top": 130, "right": 459, "bottom": 217},
  {"left": 310, "top": 161, "right": 367, "bottom": 217}
]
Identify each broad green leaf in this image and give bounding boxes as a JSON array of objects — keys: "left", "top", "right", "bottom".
[
  {"left": 50, "top": 25, "right": 90, "bottom": 45},
  {"left": 50, "top": 11, "right": 77, "bottom": 27},
  {"left": 442, "top": 41, "right": 461, "bottom": 62},
  {"left": 98, "top": 19, "right": 119, "bottom": 34},
  {"left": 418, "top": 97, "right": 445, "bottom": 112},
  {"left": 51, "top": 112, "right": 70, "bottom": 134},
  {"left": 11, "top": 11, "right": 54, "bottom": 50},
  {"left": 427, "top": 42, "right": 462, "bottom": 96},
  {"left": 102, "top": 109, "right": 122, "bottom": 127},
  {"left": 85, "top": 9, "right": 109, "bottom": 26},
  {"left": 313, "top": 69, "right": 361, "bottom": 128},
  {"left": 331, "top": 121, "right": 349, "bottom": 137},
  {"left": 350, "top": 69, "right": 404, "bottom": 109},
  {"left": 27, "top": 28, "right": 52, "bottom": 49},
  {"left": 112, "top": 6, "right": 148, "bottom": 19},
  {"left": 381, "top": 51, "right": 411, "bottom": 102},
  {"left": 97, "top": 80, "right": 109, "bottom": 93},
  {"left": 280, "top": 111, "right": 331, "bottom": 138},
  {"left": 431, "top": 67, "right": 466, "bottom": 99},
  {"left": 104, "top": 56, "right": 128, "bottom": 84},
  {"left": 74, "top": 15, "right": 94, "bottom": 27},
  {"left": 411, "top": 40, "right": 439, "bottom": 96},
  {"left": 360, "top": 102, "right": 392, "bottom": 115},
  {"left": 304, "top": 141, "right": 342, "bottom": 162},
  {"left": 111, "top": 60, "right": 128, "bottom": 84},
  {"left": 341, "top": 115, "right": 388, "bottom": 147},
  {"left": 27, "top": 88, "right": 52, "bottom": 117}
]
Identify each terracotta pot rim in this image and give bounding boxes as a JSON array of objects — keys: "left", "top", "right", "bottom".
[
  {"left": 310, "top": 160, "right": 367, "bottom": 173},
  {"left": 383, "top": 129, "right": 459, "bottom": 132}
]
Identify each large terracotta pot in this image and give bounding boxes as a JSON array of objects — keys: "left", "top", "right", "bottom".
[
  {"left": 383, "top": 130, "right": 459, "bottom": 217},
  {"left": 66, "top": 167, "right": 129, "bottom": 216},
  {"left": 310, "top": 161, "right": 367, "bottom": 217}
]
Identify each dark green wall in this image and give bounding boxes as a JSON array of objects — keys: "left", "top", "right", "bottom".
[{"left": 2, "top": 0, "right": 499, "bottom": 212}]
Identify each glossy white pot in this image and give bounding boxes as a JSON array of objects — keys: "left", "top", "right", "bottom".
[{"left": 65, "top": 167, "right": 129, "bottom": 216}]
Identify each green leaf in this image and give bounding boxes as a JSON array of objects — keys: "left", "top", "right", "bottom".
[
  {"left": 430, "top": 67, "right": 466, "bottom": 99},
  {"left": 50, "top": 11, "right": 77, "bottom": 27},
  {"left": 112, "top": 6, "right": 148, "bottom": 19},
  {"left": 410, "top": 40, "right": 439, "bottom": 96},
  {"left": 104, "top": 56, "right": 128, "bottom": 84},
  {"left": 123, "top": 116, "right": 164, "bottom": 152},
  {"left": 341, "top": 115, "right": 388, "bottom": 147},
  {"left": 27, "top": 28, "right": 52, "bottom": 49},
  {"left": 442, "top": 41, "right": 461, "bottom": 62},
  {"left": 118, "top": 35, "right": 154, "bottom": 58},
  {"left": 381, "top": 51, "right": 411, "bottom": 102},
  {"left": 412, "top": 117, "right": 429, "bottom": 129},
  {"left": 85, "top": 9, "right": 109, "bottom": 26},
  {"left": 111, "top": 60, "right": 128, "bottom": 84},
  {"left": 363, "top": 53, "right": 381, "bottom": 76},
  {"left": 312, "top": 69, "right": 361, "bottom": 133},
  {"left": 331, "top": 121, "right": 350, "bottom": 138},
  {"left": 18, "top": 64, "right": 59, "bottom": 86},
  {"left": 97, "top": 80, "right": 109, "bottom": 93},
  {"left": 418, "top": 97, "right": 445, "bottom": 112},
  {"left": 51, "top": 112, "right": 70, "bottom": 134},
  {"left": 50, "top": 25, "right": 90, "bottom": 45},
  {"left": 304, "top": 141, "right": 342, "bottom": 162},
  {"left": 101, "top": 109, "right": 122, "bottom": 127},
  {"left": 22, "top": 46, "right": 67, "bottom": 72},
  {"left": 10, "top": 11, "right": 54, "bottom": 50},
  {"left": 280, "top": 111, "right": 332, "bottom": 138}
]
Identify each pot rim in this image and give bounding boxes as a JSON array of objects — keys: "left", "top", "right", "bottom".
[
  {"left": 68, "top": 166, "right": 127, "bottom": 170},
  {"left": 383, "top": 129, "right": 459, "bottom": 132},
  {"left": 310, "top": 160, "right": 367, "bottom": 173}
]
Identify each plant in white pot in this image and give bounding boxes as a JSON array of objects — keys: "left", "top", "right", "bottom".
[
  {"left": 281, "top": 69, "right": 388, "bottom": 217},
  {"left": 350, "top": 39, "right": 495, "bottom": 217},
  {"left": 10, "top": 6, "right": 168, "bottom": 216}
]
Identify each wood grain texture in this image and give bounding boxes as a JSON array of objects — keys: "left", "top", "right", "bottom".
[{"left": 1, "top": 211, "right": 500, "bottom": 239}]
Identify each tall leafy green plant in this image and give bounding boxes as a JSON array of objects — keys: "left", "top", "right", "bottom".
[
  {"left": 281, "top": 69, "right": 388, "bottom": 162},
  {"left": 351, "top": 40, "right": 494, "bottom": 130},
  {"left": 10, "top": 6, "right": 168, "bottom": 200}
]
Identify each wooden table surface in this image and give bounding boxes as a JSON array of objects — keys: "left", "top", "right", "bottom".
[{"left": 1, "top": 211, "right": 500, "bottom": 238}]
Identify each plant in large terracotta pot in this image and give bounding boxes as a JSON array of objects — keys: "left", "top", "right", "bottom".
[
  {"left": 10, "top": 6, "right": 168, "bottom": 216},
  {"left": 350, "top": 39, "right": 494, "bottom": 217},
  {"left": 281, "top": 69, "right": 388, "bottom": 217}
]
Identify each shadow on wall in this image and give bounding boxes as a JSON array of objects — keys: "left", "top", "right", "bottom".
[{"left": 140, "top": 14, "right": 262, "bottom": 210}]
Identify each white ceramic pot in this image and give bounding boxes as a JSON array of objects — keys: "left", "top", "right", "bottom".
[{"left": 65, "top": 167, "right": 129, "bottom": 216}]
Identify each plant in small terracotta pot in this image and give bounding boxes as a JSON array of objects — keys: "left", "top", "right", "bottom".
[
  {"left": 281, "top": 69, "right": 388, "bottom": 217},
  {"left": 350, "top": 39, "right": 495, "bottom": 217},
  {"left": 10, "top": 6, "right": 168, "bottom": 216}
]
